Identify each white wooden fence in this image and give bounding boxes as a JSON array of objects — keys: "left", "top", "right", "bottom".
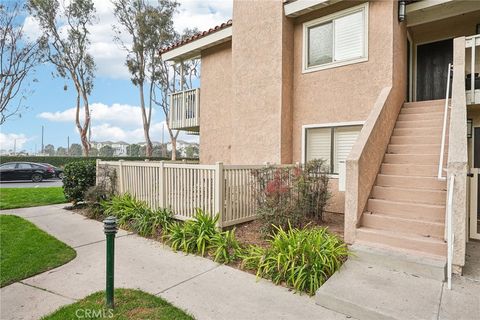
[{"left": 96, "top": 160, "right": 264, "bottom": 227}]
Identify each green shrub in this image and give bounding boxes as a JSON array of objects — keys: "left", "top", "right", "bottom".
[
  {"left": 0, "top": 156, "right": 196, "bottom": 168},
  {"left": 241, "top": 225, "right": 348, "bottom": 295},
  {"left": 62, "top": 161, "right": 96, "bottom": 204},
  {"left": 252, "top": 160, "right": 331, "bottom": 233},
  {"left": 101, "top": 194, "right": 149, "bottom": 229},
  {"left": 134, "top": 208, "right": 173, "bottom": 237},
  {"left": 209, "top": 229, "right": 242, "bottom": 264},
  {"left": 165, "top": 209, "right": 219, "bottom": 256}
]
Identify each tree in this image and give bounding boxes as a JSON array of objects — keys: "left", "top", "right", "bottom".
[
  {"left": 44, "top": 143, "right": 55, "bottom": 156},
  {"left": 99, "top": 145, "right": 114, "bottom": 157},
  {"left": 0, "top": 3, "right": 43, "bottom": 124},
  {"left": 69, "top": 143, "right": 82, "bottom": 156},
  {"left": 155, "top": 28, "right": 200, "bottom": 160},
  {"left": 56, "top": 146, "right": 67, "bottom": 155},
  {"left": 126, "top": 143, "right": 141, "bottom": 156},
  {"left": 184, "top": 144, "right": 199, "bottom": 158},
  {"left": 112, "top": 0, "right": 177, "bottom": 157},
  {"left": 89, "top": 147, "right": 98, "bottom": 156},
  {"left": 28, "top": 0, "right": 96, "bottom": 156}
]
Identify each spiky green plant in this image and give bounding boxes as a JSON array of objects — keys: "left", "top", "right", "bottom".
[
  {"left": 101, "top": 193, "right": 149, "bottom": 229},
  {"left": 209, "top": 229, "right": 242, "bottom": 263},
  {"left": 241, "top": 225, "right": 348, "bottom": 295},
  {"left": 164, "top": 209, "right": 219, "bottom": 256}
]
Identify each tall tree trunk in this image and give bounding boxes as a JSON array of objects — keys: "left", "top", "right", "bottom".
[
  {"left": 139, "top": 83, "right": 152, "bottom": 157},
  {"left": 167, "top": 126, "right": 179, "bottom": 161}
]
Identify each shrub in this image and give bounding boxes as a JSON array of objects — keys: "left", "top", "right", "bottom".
[
  {"left": 84, "top": 165, "right": 118, "bottom": 219},
  {"left": 101, "top": 194, "right": 149, "bottom": 229},
  {"left": 165, "top": 209, "right": 219, "bottom": 256},
  {"left": 134, "top": 208, "right": 173, "bottom": 237},
  {"left": 240, "top": 225, "right": 348, "bottom": 296},
  {"left": 209, "top": 229, "right": 242, "bottom": 264},
  {"left": 163, "top": 209, "right": 241, "bottom": 263},
  {"left": 252, "top": 160, "right": 331, "bottom": 233},
  {"left": 62, "top": 160, "right": 96, "bottom": 204}
]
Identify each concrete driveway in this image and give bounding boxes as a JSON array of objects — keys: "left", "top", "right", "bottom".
[
  {"left": 0, "top": 205, "right": 351, "bottom": 320},
  {"left": 0, "top": 180, "right": 62, "bottom": 188}
]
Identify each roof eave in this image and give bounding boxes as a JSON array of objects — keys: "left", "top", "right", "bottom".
[
  {"left": 284, "top": 0, "right": 344, "bottom": 17},
  {"left": 162, "top": 26, "right": 233, "bottom": 62}
]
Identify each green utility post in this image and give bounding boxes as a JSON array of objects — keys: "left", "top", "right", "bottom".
[{"left": 104, "top": 216, "right": 117, "bottom": 309}]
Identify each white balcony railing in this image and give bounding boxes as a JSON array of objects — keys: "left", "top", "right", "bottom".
[
  {"left": 465, "top": 34, "right": 480, "bottom": 104},
  {"left": 169, "top": 88, "right": 200, "bottom": 130}
]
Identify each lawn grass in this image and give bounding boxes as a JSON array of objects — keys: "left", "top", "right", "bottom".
[
  {"left": 0, "top": 187, "right": 67, "bottom": 210},
  {"left": 0, "top": 215, "right": 76, "bottom": 287},
  {"left": 42, "top": 289, "right": 194, "bottom": 320}
]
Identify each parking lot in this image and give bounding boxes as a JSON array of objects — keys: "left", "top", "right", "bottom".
[{"left": 0, "top": 180, "right": 63, "bottom": 188}]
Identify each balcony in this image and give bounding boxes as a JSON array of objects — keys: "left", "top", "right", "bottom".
[
  {"left": 169, "top": 88, "right": 200, "bottom": 131},
  {"left": 465, "top": 34, "right": 480, "bottom": 105}
]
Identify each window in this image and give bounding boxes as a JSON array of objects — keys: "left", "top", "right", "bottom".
[
  {"left": 16, "top": 163, "right": 32, "bottom": 169},
  {"left": 304, "top": 3, "right": 368, "bottom": 72},
  {"left": 305, "top": 125, "right": 362, "bottom": 174},
  {"left": 0, "top": 163, "right": 16, "bottom": 170}
]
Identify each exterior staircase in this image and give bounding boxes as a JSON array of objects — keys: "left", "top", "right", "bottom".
[{"left": 356, "top": 99, "right": 448, "bottom": 259}]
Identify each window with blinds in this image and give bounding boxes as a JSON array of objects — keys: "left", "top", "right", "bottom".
[
  {"left": 304, "top": 3, "right": 368, "bottom": 72},
  {"left": 305, "top": 125, "right": 362, "bottom": 174}
]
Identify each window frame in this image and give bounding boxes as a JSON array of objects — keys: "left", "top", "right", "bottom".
[
  {"left": 302, "top": 121, "right": 364, "bottom": 176},
  {"left": 302, "top": 2, "right": 369, "bottom": 73}
]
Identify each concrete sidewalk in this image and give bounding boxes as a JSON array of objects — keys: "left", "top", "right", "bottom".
[{"left": 0, "top": 205, "right": 351, "bottom": 320}]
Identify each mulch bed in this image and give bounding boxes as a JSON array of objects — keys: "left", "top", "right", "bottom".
[{"left": 234, "top": 212, "right": 345, "bottom": 249}]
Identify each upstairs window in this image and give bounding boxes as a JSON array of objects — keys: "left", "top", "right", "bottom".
[{"left": 304, "top": 3, "right": 368, "bottom": 72}]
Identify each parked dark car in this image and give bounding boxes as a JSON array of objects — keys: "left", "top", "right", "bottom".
[
  {"left": 40, "top": 163, "right": 64, "bottom": 179},
  {"left": 0, "top": 162, "right": 55, "bottom": 182}
]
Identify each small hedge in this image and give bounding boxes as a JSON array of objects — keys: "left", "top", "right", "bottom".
[
  {"left": 62, "top": 161, "right": 96, "bottom": 204},
  {"left": 0, "top": 156, "right": 198, "bottom": 168}
]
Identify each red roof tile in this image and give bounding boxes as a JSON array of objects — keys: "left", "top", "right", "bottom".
[{"left": 159, "top": 20, "right": 233, "bottom": 55}]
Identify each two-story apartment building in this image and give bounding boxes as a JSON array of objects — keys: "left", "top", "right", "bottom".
[{"left": 160, "top": 0, "right": 480, "bottom": 282}]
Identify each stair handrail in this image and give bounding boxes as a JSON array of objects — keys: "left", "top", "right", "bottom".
[
  {"left": 438, "top": 63, "right": 453, "bottom": 180},
  {"left": 445, "top": 174, "right": 454, "bottom": 290}
]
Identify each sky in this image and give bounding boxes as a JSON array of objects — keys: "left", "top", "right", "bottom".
[{"left": 1, "top": 0, "right": 233, "bottom": 153}]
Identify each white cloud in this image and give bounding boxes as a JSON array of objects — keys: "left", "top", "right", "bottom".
[
  {"left": 23, "top": 0, "right": 232, "bottom": 80},
  {"left": 38, "top": 103, "right": 198, "bottom": 144},
  {"left": 0, "top": 133, "right": 30, "bottom": 151},
  {"left": 38, "top": 102, "right": 148, "bottom": 128}
]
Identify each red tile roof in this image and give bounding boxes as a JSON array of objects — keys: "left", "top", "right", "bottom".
[{"left": 159, "top": 20, "right": 233, "bottom": 55}]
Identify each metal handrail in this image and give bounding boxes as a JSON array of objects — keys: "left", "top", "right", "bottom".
[
  {"left": 445, "top": 174, "right": 454, "bottom": 290},
  {"left": 438, "top": 63, "right": 452, "bottom": 180}
]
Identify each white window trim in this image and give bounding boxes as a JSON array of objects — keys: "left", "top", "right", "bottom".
[
  {"left": 302, "top": 2, "right": 369, "bottom": 74},
  {"left": 301, "top": 121, "right": 365, "bottom": 178}
]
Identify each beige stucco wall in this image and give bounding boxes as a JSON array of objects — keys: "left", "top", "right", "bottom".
[
  {"left": 228, "top": 0, "right": 293, "bottom": 165},
  {"left": 199, "top": 42, "right": 233, "bottom": 164}
]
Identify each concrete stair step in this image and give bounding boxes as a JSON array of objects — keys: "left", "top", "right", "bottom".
[
  {"left": 350, "top": 244, "right": 446, "bottom": 281},
  {"left": 403, "top": 99, "right": 445, "bottom": 108},
  {"left": 315, "top": 259, "right": 446, "bottom": 320},
  {"left": 367, "top": 198, "right": 445, "bottom": 222},
  {"left": 397, "top": 112, "right": 444, "bottom": 121},
  {"left": 383, "top": 153, "right": 442, "bottom": 164},
  {"left": 371, "top": 185, "right": 446, "bottom": 205},
  {"left": 393, "top": 127, "right": 443, "bottom": 136},
  {"left": 387, "top": 144, "right": 441, "bottom": 154},
  {"left": 375, "top": 174, "right": 447, "bottom": 190},
  {"left": 400, "top": 105, "right": 444, "bottom": 114},
  {"left": 395, "top": 119, "right": 444, "bottom": 128},
  {"left": 361, "top": 212, "right": 444, "bottom": 239},
  {"left": 356, "top": 227, "right": 447, "bottom": 256},
  {"left": 390, "top": 135, "right": 448, "bottom": 145},
  {"left": 380, "top": 163, "right": 437, "bottom": 176}
]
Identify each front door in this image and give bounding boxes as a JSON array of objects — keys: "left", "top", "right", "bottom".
[
  {"left": 470, "top": 127, "right": 480, "bottom": 240},
  {"left": 416, "top": 39, "right": 453, "bottom": 101}
]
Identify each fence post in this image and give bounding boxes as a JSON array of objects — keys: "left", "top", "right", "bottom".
[
  {"left": 215, "top": 162, "right": 224, "bottom": 228},
  {"left": 159, "top": 161, "right": 165, "bottom": 208},
  {"left": 96, "top": 159, "right": 100, "bottom": 185},
  {"left": 118, "top": 160, "right": 124, "bottom": 194}
]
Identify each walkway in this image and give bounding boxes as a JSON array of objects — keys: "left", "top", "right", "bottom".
[{"left": 0, "top": 205, "right": 350, "bottom": 320}]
